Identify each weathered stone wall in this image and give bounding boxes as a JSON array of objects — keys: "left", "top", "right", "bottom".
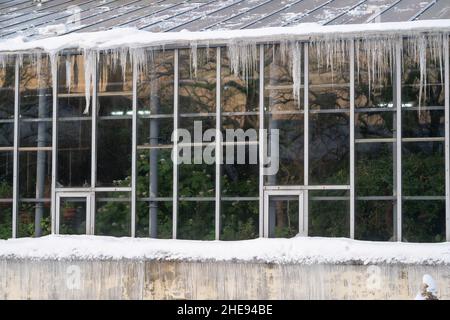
[{"left": 0, "top": 259, "right": 449, "bottom": 299}]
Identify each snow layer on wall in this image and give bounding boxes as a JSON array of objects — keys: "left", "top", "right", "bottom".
[{"left": 0, "top": 235, "right": 449, "bottom": 265}]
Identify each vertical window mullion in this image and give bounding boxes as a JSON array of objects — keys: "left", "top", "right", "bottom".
[
  {"left": 259, "top": 45, "right": 264, "bottom": 237},
  {"left": 12, "top": 57, "right": 19, "bottom": 239},
  {"left": 90, "top": 54, "right": 97, "bottom": 235},
  {"left": 350, "top": 40, "right": 355, "bottom": 239},
  {"left": 215, "top": 48, "right": 221, "bottom": 240},
  {"left": 445, "top": 37, "right": 450, "bottom": 241},
  {"left": 303, "top": 43, "right": 309, "bottom": 236},
  {"left": 173, "top": 49, "right": 179, "bottom": 239},
  {"left": 51, "top": 54, "right": 58, "bottom": 235},
  {"left": 131, "top": 54, "right": 138, "bottom": 238},
  {"left": 395, "top": 39, "right": 402, "bottom": 241}
]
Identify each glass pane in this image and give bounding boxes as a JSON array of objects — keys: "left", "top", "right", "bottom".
[
  {"left": 95, "top": 192, "right": 131, "bottom": 237},
  {"left": 402, "top": 38, "right": 444, "bottom": 108},
  {"left": 356, "top": 200, "right": 394, "bottom": 241},
  {"left": 98, "top": 54, "right": 132, "bottom": 93},
  {"left": 403, "top": 141, "right": 444, "bottom": 196},
  {"left": 355, "top": 39, "right": 393, "bottom": 109},
  {"left": 265, "top": 113, "right": 304, "bottom": 185},
  {"left": 222, "top": 47, "right": 259, "bottom": 112},
  {"left": 138, "top": 117, "right": 173, "bottom": 146},
  {"left": 269, "top": 196, "right": 299, "bottom": 238},
  {"left": 309, "top": 112, "right": 350, "bottom": 184},
  {"left": 19, "top": 55, "right": 52, "bottom": 119},
  {"left": 17, "top": 202, "right": 51, "bottom": 237},
  {"left": 136, "top": 149, "right": 173, "bottom": 198},
  {"left": 356, "top": 111, "right": 394, "bottom": 138},
  {"left": 57, "top": 55, "right": 92, "bottom": 187},
  {"left": 0, "top": 57, "right": 15, "bottom": 119},
  {"left": 221, "top": 201, "right": 258, "bottom": 240},
  {"left": 0, "top": 204, "right": 12, "bottom": 239},
  {"left": 178, "top": 201, "right": 214, "bottom": 240},
  {"left": 59, "top": 197, "right": 87, "bottom": 235},
  {"left": 57, "top": 119, "right": 91, "bottom": 187},
  {"left": 179, "top": 48, "right": 216, "bottom": 114},
  {"left": 309, "top": 42, "right": 349, "bottom": 111},
  {"left": 136, "top": 201, "right": 172, "bottom": 238},
  {"left": 19, "top": 120, "right": 52, "bottom": 147},
  {"left": 97, "top": 118, "right": 132, "bottom": 187},
  {"left": 179, "top": 147, "right": 215, "bottom": 197},
  {"left": 58, "top": 54, "right": 87, "bottom": 94},
  {"left": 356, "top": 143, "right": 393, "bottom": 196},
  {"left": 0, "top": 151, "right": 13, "bottom": 198},
  {"left": 309, "top": 190, "right": 349, "bottom": 237},
  {"left": 403, "top": 200, "right": 445, "bottom": 242},
  {"left": 222, "top": 145, "right": 258, "bottom": 197},
  {"left": 402, "top": 109, "right": 444, "bottom": 138},
  {"left": 19, "top": 151, "right": 51, "bottom": 198},
  {"left": 137, "top": 50, "right": 174, "bottom": 115}
]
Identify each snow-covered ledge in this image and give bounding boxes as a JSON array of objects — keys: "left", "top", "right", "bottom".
[
  {"left": 0, "top": 236, "right": 449, "bottom": 299},
  {"left": 0, "top": 235, "right": 449, "bottom": 264}
]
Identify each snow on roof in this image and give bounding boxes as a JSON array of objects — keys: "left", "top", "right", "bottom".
[
  {"left": 1, "top": 20, "right": 450, "bottom": 54},
  {"left": 0, "top": 0, "right": 448, "bottom": 41},
  {"left": 0, "top": 235, "right": 449, "bottom": 265}
]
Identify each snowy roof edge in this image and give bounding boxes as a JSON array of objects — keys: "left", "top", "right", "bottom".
[{"left": 1, "top": 20, "right": 450, "bottom": 54}]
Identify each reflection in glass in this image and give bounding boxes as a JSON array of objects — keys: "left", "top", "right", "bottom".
[
  {"left": 356, "top": 143, "right": 393, "bottom": 196},
  {"left": 309, "top": 190, "right": 349, "bottom": 238},
  {"left": 356, "top": 111, "right": 394, "bottom": 138},
  {"left": 309, "top": 112, "right": 349, "bottom": 184},
  {"left": 268, "top": 196, "right": 299, "bottom": 238},
  {"left": 17, "top": 202, "right": 51, "bottom": 237},
  {"left": 95, "top": 192, "right": 130, "bottom": 237},
  {"left": 59, "top": 197, "right": 87, "bottom": 235},
  {"left": 136, "top": 201, "right": 172, "bottom": 238},
  {"left": 356, "top": 200, "right": 394, "bottom": 241},
  {"left": 403, "top": 200, "right": 445, "bottom": 242},
  {"left": 221, "top": 201, "right": 258, "bottom": 240},
  {"left": 178, "top": 201, "right": 214, "bottom": 240}
]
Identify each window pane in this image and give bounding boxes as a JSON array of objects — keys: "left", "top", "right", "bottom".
[
  {"left": 222, "top": 145, "right": 258, "bottom": 197},
  {"left": 265, "top": 113, "right": 304, "bottom": 185},
  {"left": 402, "top": 109, "right": 444, "bottom": 138},
  {"left": 19, "top": 151, "right": 51, "bottom": 198},
  {"left": 268, "top": 196, "right": 299, "bottom": 238},
  {"left": 57, "top": 54, "right": 92, "bottom": 187},
  {"left": 309, "top": 42, "right": 349, "bottom": 111},
  {"left": 137, "top": 149, "right": 173, "bottom": 198},
  {"left": 309, "top": 190, "right": 349, "bottom": 237},
  {"left": 179, "top": 160, "right": 215, "bottom": 197},
  {"left": 309, "top": 112, "right": 349, "bottom": 184},
  {"left": 356, "top": 200, "right": 394, "bottom": 241},
  {"left": 59, "top": 197, "right": 87, "bottom": 235},
  {"left": 356, "top": 111, "right": 394, "bottom": 139},
  {"left": 0, "top": 151, "right": 13, "bottom": 198},
  {"left": 356, "top": 143, "right": 393, "bottom": 196},
  {"left": 178, "top": 201, "right": 214, "bottom": 240},
  {"left": 0, "top": 204, "right": 12, "bottom": 239},
  {"left": 136, "top": 201, "right": 172, "bottom": 238},
  {"left": 179, "top": 48, "right": 216, "bottom": 114},
  {"left": 403, "top": 200, "right": 445, "bottom": 242},
  {"left": 17, "top": 202, "right": 51, "bottom": 237},
  {"left": 403, "top": 141, "right": 444, "bottom": 196},
  {"left": 222, "top": 47, "right": 259, "bottom": 113},
  {"left": 95, "top": 192, "right": 131, "bottom": 237},
  {"left": 0, "top": 57, "right": 15, "bottom": 119},
  {"left": 220, "top": 200, "right": 258, "bottom": 240},
  {"left": 402, "top": 39, "right": 444, "bottom": 107}
]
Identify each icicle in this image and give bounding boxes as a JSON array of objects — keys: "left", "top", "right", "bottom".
[
  {"left": 83, "top": 49, "right": 97, "bottom": 115},
  {"left": 227, "top": 40, "right": 258, "bottom": 81},
  {"left": 191, "top": 42, "right": 198, "bottom": 78},
  {"left": 65, "top": 56, "right": 72, "bottom": 93},
  {"left": 292, "top": 41, "right": 302, "bottom": 104}
]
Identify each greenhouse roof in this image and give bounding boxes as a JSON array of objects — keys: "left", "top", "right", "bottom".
[{"left": 0, "top": 0, "right": 449, "bottom": 40}]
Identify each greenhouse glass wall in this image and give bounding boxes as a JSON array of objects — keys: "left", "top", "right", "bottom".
[{"left": 0, "top": 34, "right": 449, "bottom": 242}]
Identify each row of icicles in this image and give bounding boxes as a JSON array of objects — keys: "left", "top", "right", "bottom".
[{"left": 0, "top": 33, "right": 448, "bottom": 113}]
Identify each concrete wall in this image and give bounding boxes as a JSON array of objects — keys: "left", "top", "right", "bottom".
[{"left": 0, "top": 259, "right": 449, "bottom": 299}]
